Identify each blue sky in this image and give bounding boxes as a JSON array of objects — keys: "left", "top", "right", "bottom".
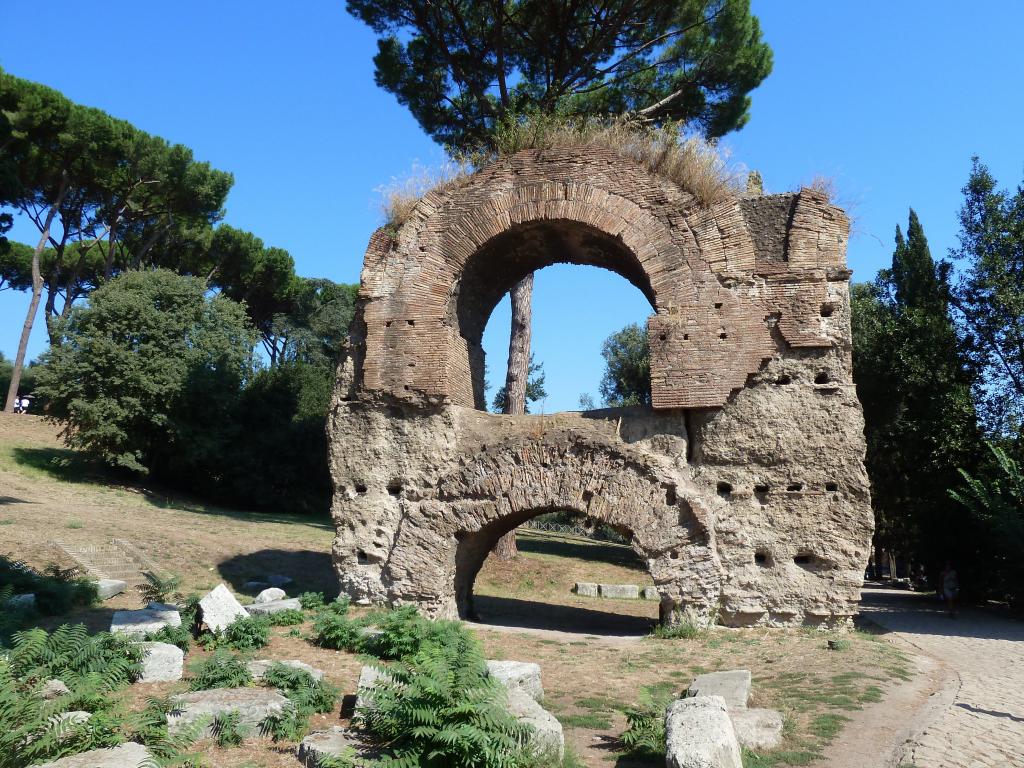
[{"left": 2, "top": 1, "right": 1023, "bottom": 411}]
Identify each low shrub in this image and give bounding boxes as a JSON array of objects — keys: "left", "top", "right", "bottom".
[
  {"left": 144, "top": 624, "right": 192, "bottom": 652},
  {"left": 222, "top": 615, "right": 271, "bottom": 650},
  {"left": 259, "top": 663, "right": 339, "bottom": 742},
  {"left": 0, "top": 558, "right": 97, "bottom": 620},
  {"left": 187, "top": 650, "right": 252, "bottom": 691},
  {"left": 354, "top": 625, "right": 529, "bottom": 767},
  {"left": 298, "top": 591, "right": 327, "bottom": 611},
  {"left": 268, "top": 608, "right": 306, "bottom": 626},
  {"left": 620, "top": 683, "right": 676, "bottom": 760},
  {"left": 8, "top": 625, "right": 142, "bottom": 690},
  {"left": 211, "top": 710, "right": 246, "bottom": 747},
  {"left": 137, "top": 572, "right": 182, "bottom": 605},
  {"left": 649, "top": 620, "right": 702, "bottom": 640},
  {"left": 311, "top": 611, "right": 365, "bottom": 652}
]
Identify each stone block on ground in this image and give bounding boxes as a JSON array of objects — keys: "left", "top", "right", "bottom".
[
  {"left": 665, "top": 695, "right": 742, "bottom": 768},
  {"left": 41, "top": 679, "right": 70, "bottom": 699},
  {"left": 729, "top": 707, "right": 783, "bottom": 751},
  {"left": 247, "top": 659, "right": 324, "bottom": 682},
  {"left": 574, "top": 582, "right": 599, "bottom": 597},
  {"left": 138, "top": 641, "right": 184, "bottom": 682},
  {"left": 51, "top": 710, "right": 91, "bottom": 733},
  {"left": 95, "top": 579, "right": 127, "bottom": 600},
  {"left": 267, "top": 574, "right": 293, "bottom": 588},
  {"left": 599, "top": 583, "right": 640, "bottom": 599},
  {"left": 254, "top": 587, "right": 287, "bottom": 603},
  {"left": 642, "top": 586, "right": 660, "bottom": 601},
  {"left": 5, "top": 593, "right": 36, "bottom": 610},
  {"left": 199, "top": 583, "right": 247, "bottom": 632},
  {"left": 355, "top": 665, "right": 391, "bottom": 712},
  {"left": 506, "top": 687, "right": 564, "bottom": 760},
  {"left": 298, "top": 727, "right": 380, "bottom": 767},
  {"left": 486, "top": 660, "right": 544, "bottom": 702},
  {"left": 110, "top": 603, "right": 181, "bottom": 637},
  {"left": 245, "top": 597, "right": 302, "bottom": 615},
  {"left": 37, "top": 742, "right": 154, "bottom": 768},
  {"left": 686, "top": 669, "right": 752, "bottom": 709},
  {"left": 168, "top": 687, "right": 290, "bottom": 738}
]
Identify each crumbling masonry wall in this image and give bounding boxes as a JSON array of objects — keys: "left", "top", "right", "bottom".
[{"left": 329, "top": 147, "right": 874, "bottom": 627}]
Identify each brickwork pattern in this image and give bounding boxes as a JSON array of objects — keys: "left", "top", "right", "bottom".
[{"left": 330, "top": 148, "right": 873, "bottom": 627}]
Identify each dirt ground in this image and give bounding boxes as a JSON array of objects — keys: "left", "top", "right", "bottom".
[{"left": 1, "top": 414, "right": 917, "bottom": 767}]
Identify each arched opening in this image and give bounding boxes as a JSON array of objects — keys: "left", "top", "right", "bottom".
[
  {"left": 454, "top": 218, "right": 658, "bottom": 411},
  {"left": 455, "top": 506, "right": 659, "bottom": 635}
]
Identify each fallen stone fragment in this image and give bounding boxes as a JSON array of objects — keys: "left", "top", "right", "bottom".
[
  {"left": 686, "top": 669, "right": 752, "bottom": 709},
  {"left": 298, "top": 727, "right": 380, "bottom": 767},
  {"left": 599, "top": 583, "right": 640, "bottom": 599},
  {"left": 167, "top": 687, "right": 290, "bottom": 738},
  {"left": 506, "top": 687, "right": 564, "bottom": 760},
  {"left": 729, "top": 707, "right": 783, "bottom": 751},
  {"left": 247, "top": 659, "right": 324, "bottom": 682},
  {"left": 486, "top": 660, "right": 544, "bottom": 702},
  {"left": 41, "top": 679, "right": 70, "bottom": 699},
  {"left": 110, "top": 603, "right": 181, "bottom": 637},
  {"left": 36, "top": 742, "right": 154, "bottom": 768},
  {"left": 254, "top": 587, "right": 287, "bottom": 603},
  {"left": 266, "top": 574, "right": 293, "bottom": 588},
  {"left": 245, "top": 597, "right": 302, "bottom": 615},
  {"left": 137, "top": 641, "right": 184, "bottom": 682},
  {"left": 198, "top": 584, "right": 247, "bottom": 632},
  {"left": 51, "top": 710, "right": 91, "bottom": 735},
  {"left": 95, "top": 579, "right": 127, "bottom": 600},
  {"left": 642, "top": 586, "right": 660, "bottom": 601},
  {"left": 665, "top": 695, "right": 742, "bottom": 768},
  {"left": 5, "top": 592, "right": 36, "bottom": 610},
  {"left": 354, "top": 665, "right": 391, "bottom": 712},
  {"left": 573, "top": 582, "right": 599, "bottom": 597}
]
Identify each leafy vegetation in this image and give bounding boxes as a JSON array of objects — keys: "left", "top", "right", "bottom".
[
  {"left": 187, "top": 650, "right": 253, "bottom": 691},
  {"left": 619, "top": 683, "right": 675, "bottom": 760},
  {"left": 258, "top": 663, "right": 340, "bottom": 742},
  {"left": 267, "top": 608, "right": 307, "bottom": 626},
  {"left": 0, "top": 557, "right": 97, "bottom": 627}
]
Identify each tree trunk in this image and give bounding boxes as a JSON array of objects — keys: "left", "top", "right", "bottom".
[
  {"left": 493, "top": 273, "right": 534, "bottom": 559},
  {"left": 5, "top": 186, "right": 66, "bottom": 413}
]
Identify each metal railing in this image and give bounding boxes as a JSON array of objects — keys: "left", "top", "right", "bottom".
[{"left": 520, "top": 519, "right": 629, "bottom": 544}]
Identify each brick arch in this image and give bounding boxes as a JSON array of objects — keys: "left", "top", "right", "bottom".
[{"left": 374, "top": 435, "right": 725, "bottom": 623}]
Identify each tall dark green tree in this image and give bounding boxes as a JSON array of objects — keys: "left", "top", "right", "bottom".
[
  {"left": 599, "top": 323, "right": 651, "bottom": 407},
  {"left": 948, "top": 158, "right": 1024, "bottom": 440},
  {"left": 852, "top": 210, "right": 982, "bottom": 581}
]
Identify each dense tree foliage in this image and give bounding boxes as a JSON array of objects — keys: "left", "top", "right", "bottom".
[
  {"left": 347, "top": 0, "right": 773, "bottom": 152},
  {"left": 34, "top": 270, "right": 256, "bottom": 475},
  {"left": 599, "top": 323, "right": 651, "bottom": 407},
  {"left": 0, "top": 70, "right": 232, "bottom": 411},
  {"left": 852, "top": 210, "right": 983, "bottom": 584},
  {"left": 948, "top": 158, "right": 1024, "bottom": 440}
]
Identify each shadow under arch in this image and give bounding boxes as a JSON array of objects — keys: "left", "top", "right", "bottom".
[{"left": 453, "top": 217, "right": 659, "bottom": 410}]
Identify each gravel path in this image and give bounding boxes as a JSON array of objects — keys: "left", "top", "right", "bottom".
[{"left": 859, "top": 586, "right": 1024, "bottom": 767}]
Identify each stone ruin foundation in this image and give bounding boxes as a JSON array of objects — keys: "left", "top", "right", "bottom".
[{"left": 328, "top": 147, "right": 874, "bottom": 628}]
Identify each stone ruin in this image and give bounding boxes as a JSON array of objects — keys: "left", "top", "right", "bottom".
[{"left": 328, "top": 147, "right": 874, "bottom": 628}]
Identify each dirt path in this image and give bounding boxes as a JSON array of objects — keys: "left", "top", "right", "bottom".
[{"left": 851, "top": 586, "right": 1024, "bottom": 768}]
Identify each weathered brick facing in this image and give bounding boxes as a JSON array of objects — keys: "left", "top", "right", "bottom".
[{"left": 331, "top": 147, "right": 873, "bottom": 629}]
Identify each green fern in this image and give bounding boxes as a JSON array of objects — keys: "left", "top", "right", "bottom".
[
  {"left": 355, "top": 624, "right": 530, "bottom": 767},
  {"left": 187, "top": 650, "right": 252, "bottom": 691},
  {"left": 267, "top": 608, "right": 306, "bottom": 626},
  {"left": 144, "top": 624, "right": 192, "bottom": 652},
  {"left": 8, "top": 625, "right": 143, "bottom": 690},
  {"left": 211, "top": 710, "right": 246, "bottom": 747},
  {"left": 222, "top": 615, "right": 270, "bottom": 650},
  {"left": 137, "top": 572, "right": 182, "bottom": 605}
]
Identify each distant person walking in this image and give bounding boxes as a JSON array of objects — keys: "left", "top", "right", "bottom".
[
  {"left": 13, "top": 396, "right": 27, "bottom": 414},
  {"left": 940, "top": 562, "right": 959, "bottom": 618}
]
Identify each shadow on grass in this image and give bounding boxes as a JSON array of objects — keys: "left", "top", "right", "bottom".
[
  {"left": 516, "top": 530, "right": 647, "bottom": 570},
  {"left": 7, "top": 446, "right": 332, "bottom": 530},
  {"left": 472, "top": 594, "right": 656, "bottom": 636},
  {"left": 218, "top": 548, "right": 339, "bottom": 598}
]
